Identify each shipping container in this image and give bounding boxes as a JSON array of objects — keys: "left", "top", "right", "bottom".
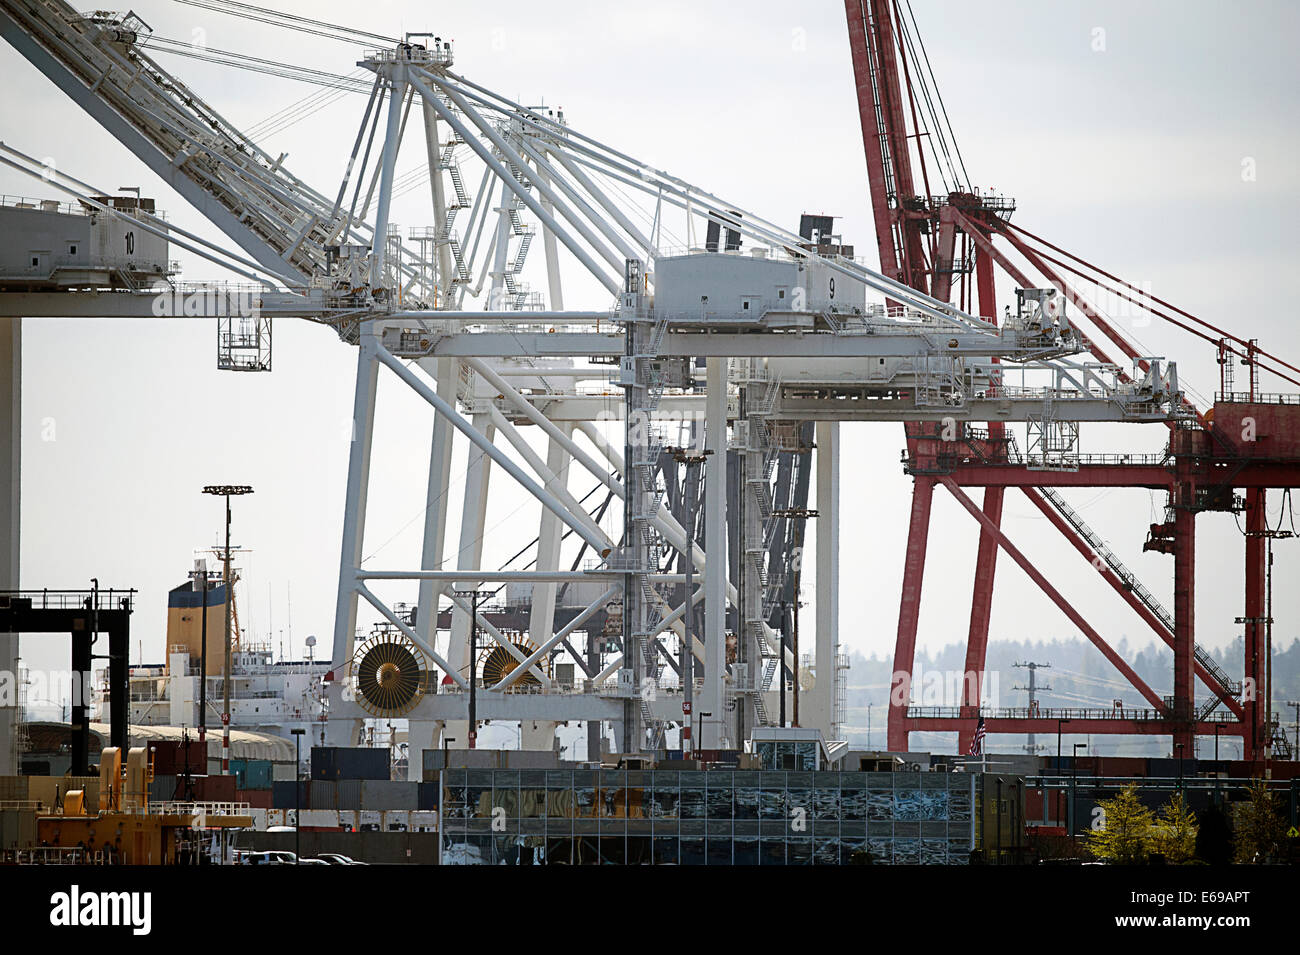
[
  {"left": 271, "top": 779, "right": 311, "bottom": 809},
  {"left": 361, "top": 780, "right": 417, "bottom": 810},
  {"left": 410, "top": 810, "right": 439, "bottom": 832},
  {"left": 0, "top": 808, "right": 37, "bottom": 851},
  {"left": 192, "top": 774, "right": 237, "bottom": 803},
  {"left": 148, "top": 774, "right": 178, "bottom": 802},
  {"left": 310, "top": 780, "right": 338, "bottom": 810},
  {"left": 148, "top": 740, "right": 206, "bottom": 776},
  {"left": 237, "top": 789, "right": 273, "bottom": 810},
  {"left": 416, "top": 781, "right": 438, "bottom": 811},
  {"left": 335, "top": 778, "right": 363, "bottom": 811},
  {"left": 230, "top": 759, "right": 274, "bottom": 791},
  {"left": 1149, "top": 757, "right": 1198, "bottom": 778},
  {"left": 298, "top": 809, "right": 342, "bottom": 830},
  {"left": 312, "top": 746, "right": 390, "bottom": 781}
]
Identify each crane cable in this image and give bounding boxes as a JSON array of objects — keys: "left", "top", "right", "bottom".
[{"left": 171, "top": 0, "right": 400, "bottom": 46}]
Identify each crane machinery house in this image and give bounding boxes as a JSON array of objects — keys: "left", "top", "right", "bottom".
[{"left": 0, "top": 193, "right": 170, "bottom": 289}]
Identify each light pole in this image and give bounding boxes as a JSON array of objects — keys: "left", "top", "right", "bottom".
[
  {"left": 454, "top": 589, "right": 491, "bottom": 749},
  {"left": 203, "top": 484, "right": 253, "bottom": 775},
  {"left": 1056, "top": 718, "right": 1071, "bottom": 827},
  {"left": 291, "top": 727, "right": 304, "bottom": 864},
  {"left": 1071, "top": 742, "right": 1086, "bottom": 845}
]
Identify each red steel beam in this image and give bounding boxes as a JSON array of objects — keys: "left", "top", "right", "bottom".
[
  {"left": 938, "top": 477, "right": 1168, "bottom": 712},
  {"left": 1243, "top": 488, "right": 1267, "bottom": 760},
  {"left": 1021, "top": 486, "right": 1244, "bottom": 719},
  {"left": 942, "top": 460, "right": 1300, "bottom": 489},
  {"left": 942, "top": 463, "right": 1169, "bottom": 488},
  {"left": 844, "top": 0, "right": 902, "bottom": 286},
  {"left": 888, "top": 476, "right": 935, "bottom": 750},
  {"left": 1172, "top": 475, "right": 1196, "bottom": 751},
  {"left": 907, "top": 716, "right": 1244, "bottom": 737},
  {"left": 958, "top": 236, "right": 1004, "bottom": 751}
]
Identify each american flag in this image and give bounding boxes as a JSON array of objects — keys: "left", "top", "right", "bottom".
[{"left": 968, "top": 717, "right": 986, "bottom": 756}]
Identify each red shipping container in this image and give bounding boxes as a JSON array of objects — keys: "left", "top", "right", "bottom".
[
  {"left": 237, "top": 789, "right": 272, "bottom": 809},
  {"left": 149, "top": 740, "right": 207, "bottom": 776},
  {"left": 192, "top": 774, "right": 237, "bottom": 803}
]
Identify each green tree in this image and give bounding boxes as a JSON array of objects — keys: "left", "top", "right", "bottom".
[
  {"left": 1087, "top": 784, "right": 1154, "bottom": 864},
  {"left": 1150, "top": 792, "right": 1198, "bottom": 864},
  {"left": 1233, "top": 779, "right": 1286, "bottom": 864}
]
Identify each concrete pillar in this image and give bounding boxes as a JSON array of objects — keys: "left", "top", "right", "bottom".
[{"left": 702, "top": 358, "right": 728, "bottom": 748}]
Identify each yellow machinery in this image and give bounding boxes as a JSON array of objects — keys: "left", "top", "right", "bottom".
[{"left": 34, "top": 746, "right": 252, "bottom": 864}]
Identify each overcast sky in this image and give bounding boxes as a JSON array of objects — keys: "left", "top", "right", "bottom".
[{"left": 4, "top": 1, "right": 1298, "bottom": 711}]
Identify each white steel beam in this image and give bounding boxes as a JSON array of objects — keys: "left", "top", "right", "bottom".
[
  {"left": 409, "top": 74, "right": 622, "bottom": 294},
  {"left": 356, "top": 583, "right": 467, "bottom": 689},
  {"left": 495, "top": 585, "right": 620, "bottom": 691},
  {"left": 415, "top": 356, "right": 457, "bottom": 651},
  {"left": 370, "top": 64, "right": 408, "bottom": 288},
  {"left": 529, "top": 423, "right": 575, "bottom": 648},
  {"left": 331, "top": 328, "right": 381, "bottom": 667},
  {"left": 702, "top": 357, "right": 728, "bottom": 747},
  {"left": 485, "top": 405, "right": 608, "bottom": 548},
  {"left": 812, "top": 420, "right": 840, "bottom": 736},
  {"left": 445, "top": 410, "right": 493, "bottom": 679}
]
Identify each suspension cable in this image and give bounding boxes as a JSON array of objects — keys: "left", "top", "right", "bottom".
[{"left": 171, "top": 0, "right": 399, "bottom": 46}]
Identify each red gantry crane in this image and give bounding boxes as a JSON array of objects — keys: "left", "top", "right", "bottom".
[{"left": 846, "top": 0, "right": 1300, "bottom": 764}]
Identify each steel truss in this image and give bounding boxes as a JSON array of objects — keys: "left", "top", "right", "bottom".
[{"left": 3, "top": 0, "right": 1283, "bottom": 769}]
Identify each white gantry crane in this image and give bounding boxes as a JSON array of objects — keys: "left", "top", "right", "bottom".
[{"left": 0, "top": 0, "right": 1187, "bottom": 772}]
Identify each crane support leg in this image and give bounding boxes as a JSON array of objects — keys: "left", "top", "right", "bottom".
[
  {"left": 959, "top": 487, "right": 1003, "bottom": 749},
  {"left": 888, "top": 476, "right": 934, "bottom": 751},
  {"left": 1244, "top": 488, "right": 1266, "bottom": 760},
  {"left": 1172, "top": 484, "right": 1196, "bottom": 752}
]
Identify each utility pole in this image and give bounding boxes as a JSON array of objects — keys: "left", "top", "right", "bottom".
[
  {"left": 204, "top": 484, "right": 253, "bottom": 775},
  {"left": 454, "top": 588, "right": 491, "bottom": 749},
  {"left": 1012, "top": 661, "right": 1051, "bottom": 754},
  {"left": 1289, "top": 702, "right": 1300, "bottom": 758}
]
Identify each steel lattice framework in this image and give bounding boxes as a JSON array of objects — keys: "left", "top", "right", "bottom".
[{"left": 0, "top": 0, "right": 1294, "bottom": 770}]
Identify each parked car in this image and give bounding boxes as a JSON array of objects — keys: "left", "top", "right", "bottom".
[
  {"left": 238, "top": 850, "right": 298, "bottom": 865},
  {"left": 316, "top": 853, "right": 366, "bottom": 865}
]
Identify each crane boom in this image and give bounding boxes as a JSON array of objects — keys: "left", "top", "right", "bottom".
[
  {"left": 844, "top": 0, "right": 929, "bottom": 294},
  {"left": 0, "top": 0, "right": 348, "bottom": 283}
]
